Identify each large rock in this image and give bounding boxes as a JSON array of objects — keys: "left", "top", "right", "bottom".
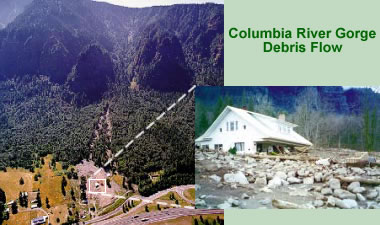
[
  {"left": 327, "top": 196, "right": 338, "bottom": 207},
  {"left": 335, "top": 199, "right": 358, "bottom": 209},
  {"left": 351, "top": 167, "right": 365, "bottom": 175},
  {"left": 316, "top": 158, "right": 330, "bottom": 166},
  {"left": 303, "top": 177, "right": 314, "bottom": 185},
  {"left": 321, "top": 188, "right": 333, "bottom": 195},
  {"left": 287, "top": 177, "right": 302, "bottom": 184},
  {"left": 195, "top": 198, "right": 207, "bottom": 207},
  {"left": 347, "top": 182, "right": 360, "bottom": 192},
  {"left": 356, "top": 193, "right": 366, "bottom": 202},
  {"left": 335, "top": 168, "right": 348, "bottom": 176},
  {"left": 217, "top": 201, "right": 232, "bottom": 209},
  {"left": 366, "top": 190, "right": 379, "bottom": 200},
  {"left": 314, "top": 172, "right": 323, "bottom": 183},
  {"left": 275, "top": 171, "right": 287, "bottom": 180},
  {"left": 333, "top": 189, "right": 356, "bottom": 200},
  {"left": 267, "top": 177, "right": 283, "bottom": 189},
  {"left": 328, "top": 178, "right": 341, "bottom": 189},
  {"left": 254, "top": 176, "right": 267, "bottom": 187},
  {"left": 205, "top": 164, "right": 218, "bottom": 172},
  {"left": 313, "top": 200, "right": 324, "bottom": 207},
  {"left": 352, "top": 187, "right": 366, "bottom": 194},
  {"left": 224, "top": 171, "right": 249, "bottom": 185},
  {"left": 209, "top": 174, "right": 221, "bottom": 183}
]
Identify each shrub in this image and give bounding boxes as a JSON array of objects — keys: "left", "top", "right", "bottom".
[{"left": 228, "top": 147, "right": 237, "bottom": 155}]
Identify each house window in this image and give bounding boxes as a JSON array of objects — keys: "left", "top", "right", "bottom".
[
  {"left": 201, "top": 145, "right": 209, "bottom": 150},
  {"left": 214, "top": 144, "right": 223, "bottom": 150},
  {"left": 226, "top": 122, "right": 229, "bottom": 131},
  {"left": 235, "top": 142, "right": 245, "bottom": 151},
  {"left": 236, "top": 121, "right": 238, "bottom": 130},
  {"left": 220, "top": 128, "right": 222, "bottom": 132},
  {"left": 230, "top": 121, "right": 234, "bottom": 131},
  {"left": 243, "top": 125, "right": 246, "bottom": 129}
]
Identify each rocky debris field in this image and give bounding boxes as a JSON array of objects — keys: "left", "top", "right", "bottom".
[{"left": 195, "top": 150, "right": 380, "bottom": 209}]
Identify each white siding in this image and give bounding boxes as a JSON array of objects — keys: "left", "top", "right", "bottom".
[{"left": 197, "top": 111, "right": 263, "bottom": 154}]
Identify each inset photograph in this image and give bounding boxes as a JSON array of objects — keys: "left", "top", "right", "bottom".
[{"left": 195, "top": 86, "right": 380, "bottom": 209}]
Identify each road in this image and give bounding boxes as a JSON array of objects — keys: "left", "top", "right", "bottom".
[
  {"left": 97, "top": 208, "right": 224, "bottom": 225},
  {"left": 85, "top": 185, "right": 195, "bottom": 225}
]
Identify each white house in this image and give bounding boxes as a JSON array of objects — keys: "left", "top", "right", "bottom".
[{"left": 195, "top": 106, "right": 312, "bottom": 154}]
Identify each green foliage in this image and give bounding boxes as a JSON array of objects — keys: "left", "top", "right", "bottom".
[{"left": 228, "top": 147, "right": 237, "bottom": 155}]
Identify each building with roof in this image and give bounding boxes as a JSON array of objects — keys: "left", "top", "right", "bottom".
[
  {"left": 30, "top": 216, "right": 47, "bottom": 225},
  {"left": 195, "top": 106, "right": 312, "bottom": 154}
]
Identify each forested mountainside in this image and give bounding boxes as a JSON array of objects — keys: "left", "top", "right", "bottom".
[
  {"left": 0, "top": 0, "right": 224, "bottom": 87},
  {"left": 196, "top": 86, "right": 380, "bottom": 152},
  {"left": 0, "top": 0, "right": 33, "bottom": 29},
  {"left": 0, "top": 0, "right": 222, "bottom": 195}
]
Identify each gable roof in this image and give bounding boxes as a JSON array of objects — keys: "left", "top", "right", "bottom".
[{"left": 196, "top": 106, "right": 312, "bottom": 146}]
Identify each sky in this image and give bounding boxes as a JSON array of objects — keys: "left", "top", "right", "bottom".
[{"left": 93, "top": 0, "right": 224, "bottom": 8}]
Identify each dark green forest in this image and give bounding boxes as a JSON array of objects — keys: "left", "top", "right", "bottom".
[{"left": 196, "top": 86, "right": 380, "bottom": 152}]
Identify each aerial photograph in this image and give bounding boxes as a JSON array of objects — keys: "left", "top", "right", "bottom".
[
  {"left": 195, "top": 86, "right": 380, "bottom": 209},
  {"left": 0, "top": 0, "right": 224, "bottom": 224}
]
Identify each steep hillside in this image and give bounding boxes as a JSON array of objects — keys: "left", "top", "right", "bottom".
[{"left": 0, "top": 0, "right": 223, "bottom": 89}]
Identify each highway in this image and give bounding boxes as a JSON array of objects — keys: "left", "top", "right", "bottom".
[
  {"left": 97, "top": 208, "right": 224, "bottom": 225},
  {"left": 85, "top": 185, "right": 195, "bottom": 224}
]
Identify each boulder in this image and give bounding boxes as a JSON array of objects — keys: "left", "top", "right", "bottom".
[
  {"left": 205, "top": 163, "right": 218, "bottom": 172},
  {"left": 347, "top": 182, "right": 360, "bottom": 192},
  {"left": 313, "top": 200, "right": 324, "bottom": 207},
  {"left": 351, "top": 167, "right": 365, "bottom": 175},
  {"left": 321, "top": 188, "right": 333, "bottom": 195},
  {"left": 275, "top": 171, "right": 287, "bottom": 180},
  {"left": 254, "top": 176, "right": 267, "bottom": 187},
  {"left": 267, "top": 177, "right": 283, "bottom": 189},
  {"left": 333, "top": 189, "right": 356, "bottom": 200},
  {"left": 335, "top": 199, "right": 358, "bottom": 209},
  {"left": 241, "top": 193, "right": 250, "bottom": 199},
  {"left": 224, "top": 171, "right": 249, "bottom": 185},
  {"left": 335, "top": 168, "right": 348, "bottom": 176},
  {"left": 366, "top": 190, "right": 378, "bottom": 200},
  {"left": 287, "top": 171, "right": 296, "bottom": 178},
  {"left": 303, "top": 177, "right": 314, "bottom": 185},
  {"left": 217, "top": 202, "right": 232, "bottom": 209},
  {"left": 195, "top": 199, "right": 207, "bottom": 207},
  {"left": 259, "top": 198, "right": 271, "bottom": 205},
  {"left": 316, "top": 158, "right": 330, "bottom": 166},
  {"left": 287, "top": 177, "right": 302, "bottom": 184},
  {"left": 328, "top": 178, "right": 341, "bottom": 189},
  {"left": 351, "top": 187, "right": 366, "bottom": 194},
  {"left": 227, "top": 197, "right": 241, "bottom": 207},
  {"left": 327, "top": 196, "right": 338, "bottom": 207},
  {"left": 209, "top": 174, "right": 221, "bottom": 183},
  {"left": 356, "top": 193, "right": 366, "bottom": 202},
  {"left": 314, "top": 172, "right": 323, "bottom": 183}
]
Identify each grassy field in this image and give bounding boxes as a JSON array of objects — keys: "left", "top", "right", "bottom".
[
  {"left": 159, "top": 192, "right": 188, "bottom": 206},
  {"left": 0, "top": 155, "right": 82, "bottom": 225},
  {"left": 3, "top": 210, "right": 45, "bottom": 225},
  {"left": 184, "top": 188, "right": 195, "bottom": 201},
  {"left": 0, "top": 168, "right": 33, "bottom": 201}
]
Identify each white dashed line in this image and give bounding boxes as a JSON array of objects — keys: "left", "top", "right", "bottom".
[
  {"left": 156, "top": 112, "right": 166, "bottom": 121},
  {"left": 114, "top": 149, "right": 124, "bottom": 158},
  {"left": 94, "top": 168, "right": 102, "bottom": 176},
  {"left": 146, "top": 121, "right": 155, "bottom": 130},
  {"left": 188, "top": 85, "right": 196, "bottom": 93},
  {"left": 167, "top": 103, "right": 176, "bottom": 111},
  {"left": 104, "top": 158, "right": 113, "bottom": 167},
  {"left": 177, "top": 94, "right": 187, "bottom": 102},
  {"left": 135, "top": 131, "right": 144, "bottom": 139},
  {"left": 125, "top": 140, "right": 134, "bottom": 148}
]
